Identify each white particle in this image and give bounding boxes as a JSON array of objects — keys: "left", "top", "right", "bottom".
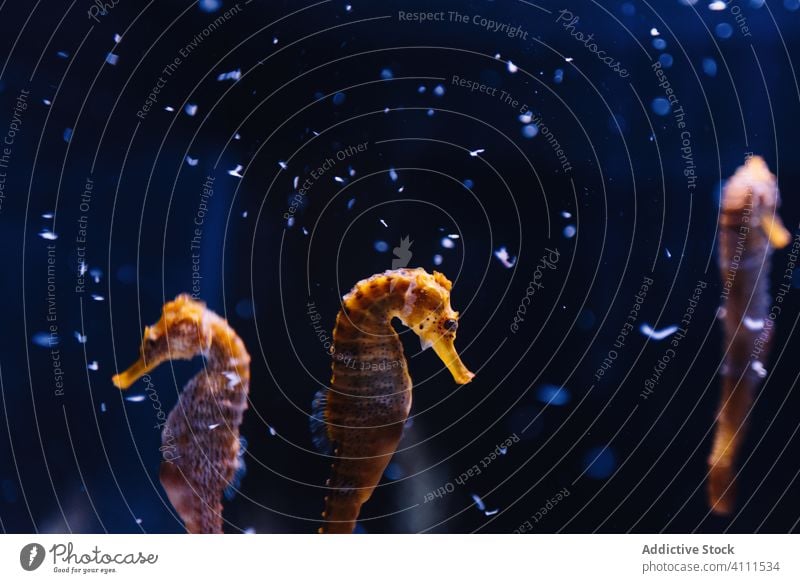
[
  {"left": 433, "top": 254, "right": 443, "bottom": 266},
  {"left": 507, "top": 60, "right": 518, "bottom": 73},
  {"left": 716, "top": 306, "right": 727, "bottom": 320},
  {"left": 273, "top": 36, "right": 279, "bottom": 44},
  {"left": 125, "top": 395, "right": 146, "bottom": 402},
  {"left": 100, "top": 402, "right": 107, "bottom": 413},
  {"left": 74, "top": 331, "right": 88, "bottom": 344},
  {"left": 345, "top": 4, "right": 352, "bottom": 11},
  {"left": 484, "top": 508, "right": 499, "bottom": 516},
  {"left": 561, "top": 211, "right": 572, "bottom": 218},
  {"left": 222, "top": 371, "right": 241, "bottom": 388},
  {"left": 164, "top": 106, "right": 175, "bottom": 112},
  {"left": 42, "top": 212, "right": 54, "bottom": 219},
  {"left": 469, "top": 148, "right": 485, "bottom": 157},
  {"left": 91, "top": 294, "right": 105, "bottom": 301},
  {"left": 441, "top": 237, "right": 455, "bottom": 249},
  {"left": 751, "top": 361, "right": 767, "bottom": 378},
  {"left": 228, "top": 164, "right": 244, "bottom": 178},
  {"left": 709, "top": 1, "right": 726, "bottom": 10},
  {"left": 293, "top": 176, "right": 299, "bottom": 189},
  {"left": 135, "top": 518, "right": 143, "bottom": 525},
  {"left": 287, "top": 216, "right": 295, "bottom": 227},
  {"left": 447, "top": 234, "right": 460, "bottom": 239},
  {"left": 650, "top": 28, "right": 660, "bottom": 36},
  {"left": 234, "top": 132, "right": 241, "bottom": 140},
  {"left": 380, "top": 219, "right": 388, "bottom": 228},
  {"left": 519, "top": 112, "right": 533, "bottom": 123},
  {"left": 43, "top": 99, "right": 51, "bottom": 106},
  {"left": 743, "top": 317, "right": 765, "bottom": 331},
  {"left": 114, "top": 33, "right": 122, "bottom": 43},
  {"left": 433, "top": 84, "right": 445, "bottom": 96},
  {"left": 494, "top": 246, "right": 516, "bottom": 268},
  {"left": 90, "top": 268, "right": 102, "bottom": 283},
  {"left": 208, "top": 423, "right": 221, "bottom": 430},
  {"left": 471, "top": 493, "right": 486, "bottom": 511},
  {"left": 39, "top": 229, "right": 58, "bottom": 240},
  {"left": 334, "top": 176, "right": 345, "bottom": 183},
  {"left": 79, "top": 261, "right": 88, "bottom": 276},
  {"left": 640, "top": 323, "right": 679, "bottom": 340},
  {"left": 348, "top": 166, "right": 356, "bottom": 176},
  {"left": 302, "top": 227, "right": 309, "bottom": 236},
  {"left": 244, "top": 527, "right": 256, "bottom": 534},
  {"left": 88, "top": 361, "right": 99, "bottom": 371},
  {"left": 498, "top": 446, "right": 508, "bottom": 455},
  {"left": 665, "top": 248, "right": 672, "bottom": 258},
  {"left": 565, "top": 57, "right": 574, "bottom": 62},
  {"left": 268, "top": 425, "right": 277, "bottom": 436},
  {"left": 242, "top": 211, "right": 248, "bottom": 218},
  {"left": 278, "top": 161, "right": 288, "bottom": 170},
  {"left": 389, "top": 168, "right": 398, "bottom": 181},
  {"left": 185, "top": 155, "right": 199, "bottom": 166},
  {"left": 184, "top": 103, "right": 198, "bottom": 116},
  {"left": 397, "top": 186, "right": 404, "bottom": 193}
]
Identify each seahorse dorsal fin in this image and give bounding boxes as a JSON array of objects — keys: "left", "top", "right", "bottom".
[{"left": 310, "top": 388, "right": 333, "bottom": 455}]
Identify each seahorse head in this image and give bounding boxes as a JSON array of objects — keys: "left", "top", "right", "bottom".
[
  {"left": 396, "top": 269, "right": 475, "bottom": 385},
  {"left": 112, "top": 294, "right": 213, "bottom": 389},
  {"left": 723, "top": 156, "right": 790, "bottom": 249}
]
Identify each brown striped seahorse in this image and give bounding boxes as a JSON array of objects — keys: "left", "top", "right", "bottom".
[
  {"left": 112, "top": 294, "right": 251, "bottom": 533},
  {"left": 709, "top": 156, "right": 790, "bottom": 515},
  {"left": 312, "top": 268, "right": 474, "bottom": 533}
]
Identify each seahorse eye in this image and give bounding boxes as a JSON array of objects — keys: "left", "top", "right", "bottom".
[{"left": 444, "top": 318, "right": 458, "bottom": 332}]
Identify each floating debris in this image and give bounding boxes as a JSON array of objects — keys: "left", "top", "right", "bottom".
[
  {"left": 268, "top": 425, "right": 277, "bottom": 436},
  {"left": 583, "top": 446, "right": 616, "bottom": 479},
  {"left": 88, "top": 361, "right": 99, "bottom": 371},
  {"left": 440, "top": 237, "right": 455, "bottom": 249},
  {"left": 665, "top": 248, "right": 672, "bottom": 258},
  {"left": 32, "top": 332, "right": 57, "bottom": 348},
  {"left": 199, "top": 0, "right": 222, "bottom": 12},
  {"left": 751, "top": 361, "right": 767, "bottom": 378},
  {"left": 640, "top": 323, "right": 679, "bottom": 340},
  {"left": 433, "top": 84, "right": 445, "bottom": 96},
  {"left": 563, "top": 225, "right": 577, "bottom": 238},
  {"left": 650, "top": 27, "right": 660, "bottom": 36},
  {"left": 374, "top": 240, "right": 389, "bottom": 252},
  {"left": 125, "top": 395, "right": 146, "bottom": 403},
  {"left": 100, "top": 402, "right": 107, "bottom": 413},
  {"left": 494, "top": 246, "right": 516, "bottom": 268},
  {"left": 522, "top": 124, "right": 539, "bottom": 138},
  {"left": 379, "top": 219, "right": 388, "bottom": 228},
  {"left": 91, "top": 294, "right": 105, "bottom": 302},
  {"left": 471, "top": 493, "right": 486, "bottom": 511},
  {"left": 347, "top": 198, "right": 356, "bottom": 209},
  {"left": 702, "top": 57, "right": 718, "bottom": 77},
  {"left": 208, "top": 423, "right": 221, "bottom": 430},
  {"left": 164, "top": 105, "right": 175, "bottom": 112},
  {"left": 114, "top": 33, "right": 122, "bottom": 43},
  {"left": 74, "top": 331, "right": 88, "bottom": 344},
  {"left": 743, "top": 317, "right": 765, "bottom": 331},
  {"left": 553, "top": 68, "right": 564, "bottom": 83},
  {"left": 433, "top": 254, "right": 443, "bottom": 266},
  {"left": 278, "top": 161, "right": 288, "bottom": 170},
  {"left": 380, "top": 68, "right": 393, "bottom": 80},
  {"left": 536, "top": 384, "right": 570, "bottom": 406},
  {"left": 417, "top": 85, "right": 426, "bottom": 93},
  {"left": 184, "top": 103, "right": 198, "bottom": 116},
  {"left": 228, "top": 164, "right": 244, "bottom": 178},
  {"left": 89, "top": 268, "right": 102, "bottom": 283},
  {"left": 389, "top": 168, "right": 398, "bottom": 181},
  {"left": 469, "top": 148, "right": 485, "bottom": 157},
  {"left": 561, "top": 210, "right": 572, "bottom": 218},
  {"left": 334, "top": 176, "right": 345, "bottom": 183},
  {"left": 216, "top": 69, "right": 241, "bottom": 82},
  {"left": 222, "top": 371, "right": 241, "bottom": 388},
  {"left": 57, "top": 50, "right": 69, "bottom": 59},
  {"left": 708, "top": 1, "right": 726, "bottom": 10},
  {"left": 507, "top": 60, "right": 518, "bottom": 73},
  {"left": 63, "top": 128, "right": 73, "bottom": 142},
  {"left": 651, "top": 97, "right": 671, "bottom": 116},
  {"left": 106, "top": 53, "right": 119, "bottom": 66},
  {"left": 185, "top": 156, "right": 199, "bottom": 166}
]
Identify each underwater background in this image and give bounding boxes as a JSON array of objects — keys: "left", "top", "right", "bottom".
[{"left": 0, "top": 0, "right": 799, "bottom": 533}]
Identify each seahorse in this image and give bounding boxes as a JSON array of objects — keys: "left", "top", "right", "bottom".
[
  {"left": 311, "top": 268, "right": 474, "bottom": 533},
  {"left": 708, "top": 156, "right": 790, "bottom": 515},
  {"left": 112, "top": 294, "right": 251, "bottom": 533}
]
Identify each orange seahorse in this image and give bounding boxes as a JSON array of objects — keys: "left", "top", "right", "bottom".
[
  {"left": 112, "top": 294, "right": 251, "bottom": 533},
  {"left": 708, "top": 156, "right": 790, "bottom": 515},
  {"left": 311, "top": 268, "right": 474, "bottom": 533}
]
